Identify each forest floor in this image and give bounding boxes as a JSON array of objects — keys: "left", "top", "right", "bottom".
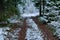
[{"left": 18, "top": 17, "right": 57, "bottom": 40}]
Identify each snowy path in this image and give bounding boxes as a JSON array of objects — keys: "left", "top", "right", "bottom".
[
  {"left": 18, "top": 18, "right": 44, "bottom": 40},
  {"left": 25, "top": 19, "right": 43, "bottom": 40},
  {"left": 21, "top": 12, "right": 39, "bottom": 18},
  {"left": 17, "top": 0, "right": 57, "bottom": 40}
]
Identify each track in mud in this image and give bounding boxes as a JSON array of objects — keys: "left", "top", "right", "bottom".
[
  {"left": 18, "top": 19, "right": 27, "bottom": 40},
  {"left": 18, "top": 17, "right": 57, "bottom": 40}
]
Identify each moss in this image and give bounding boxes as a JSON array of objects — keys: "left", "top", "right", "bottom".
[{"left": 46, "top": 25, "right": 56, "bottom": 34}]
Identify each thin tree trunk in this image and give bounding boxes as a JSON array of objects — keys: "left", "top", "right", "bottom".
[{"left": 39, "top": 0, "right": 42, "bottom": 16}]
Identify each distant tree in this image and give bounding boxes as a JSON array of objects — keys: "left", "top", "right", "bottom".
[{"left": 0, "top": 0, "right": 20, "bottom": 21}]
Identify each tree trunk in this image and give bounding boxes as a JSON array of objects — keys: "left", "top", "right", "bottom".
[{"left": 39, "top": 0, "right": 42, "bottom": 16}]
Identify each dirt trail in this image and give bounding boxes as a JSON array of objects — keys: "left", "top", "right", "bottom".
[
  {"left": 18, "top": 17, "right": 57, "bottom": 40},
  {"left": 32, "top": 17, "right": 57, "bottom": 40},
  {"left": 18, "top": 19, "right": 27, "bottom": 40}
]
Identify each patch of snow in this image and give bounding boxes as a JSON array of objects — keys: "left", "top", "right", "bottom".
[
  {"left": 18, "top": 0, "right": 39, "bottom": 18},
  {"left": 0, "top": 28, "right": 4, "bottom": 40},
  {"left": 21, "top": 12, "right": 39, "bottom": 18},
  {"left": 48, "top": 21, "right": 60, "bottom": 38},
  {"left": 25, "top": 19, "right": 44, "bottom": 40},
  {"left": 7, "top": 15, "right": 21, "bottom": 23},
  {"left": 56, "top": 16, "right": 60, "bottom": 22},
  {"left": 50, "top": 21, "right": 60, "bottom": 27},
  {"left": 44, "top": 13, "right": 50, "bottom": 16},
  {"left": 5, "top": 28, "right": 21, "bottom": 40},
  {"left": 17, "top": 4, "right": 24, "bottom": 14},
  {"left": 39, "top": 17, "right": 48, "bottom": 23},
  {"left": 56, "top": 29, "right": 60, "bottom": 37},
  {"left": 56, "top": 1, "right": 60, "bottom": 5},
  {"left": 46, "top": 1, "right": 51, "bottom": 4},
  {"left": 8, "top": 19, "right": 20, "bottom": 23},
  {"left": 0, "top": 27, "right": 10, "bottom": 40},
  {"left": 52, "top": 6, "right": 58, "bottom": 9}
]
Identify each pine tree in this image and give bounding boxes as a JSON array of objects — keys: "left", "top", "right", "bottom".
[{"left": 0, "top": 0, "right": 20, "bottom": 21}]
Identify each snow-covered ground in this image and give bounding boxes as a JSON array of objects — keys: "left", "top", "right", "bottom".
[
  {"left": 0, "top": 27, "right": 21, "bottom": 40},
  {"left": 41, "top": 0, "right": 60, "bottom": 39},
  {"left": 21, "top": 12, "right": 39, "bottom": 18},
  {"left": 7, "top": 15, "right": 21, "bottom": 23},
  {"left": 0, "top": 27, "right": 10, "bottom": 40},
  {"left": 5, "top": 28, "right": 21, "bottom": 40},
  {"left": 25, "top": 19, "right": 44, "bottom": 40},
  {"left": 48, "top": 21, "right": 60, "bottom": 38},
  {"left": 17, "top": 0, "right": 44, "bottom": 40},
  {"left": 17, "top": 0, "right": 39, "bottom": 18},
  {"left": 0, "top": 28, "right": 4, "bottom": 40}
]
